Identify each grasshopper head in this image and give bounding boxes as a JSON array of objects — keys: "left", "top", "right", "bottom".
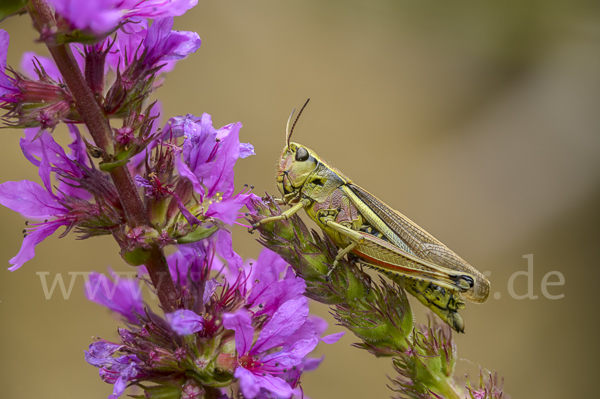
[{"left": 277, "top": 142, "right": 319, "bottom": 203}]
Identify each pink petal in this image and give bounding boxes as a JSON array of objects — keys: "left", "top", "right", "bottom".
[
  {"left": 321, "top": 331, "right": 345, "bottom": 344},
  {"left": 256, "top": 373, "right": 293, "bottom": 399},
  {"left": 222, "top": 309, "right": 253, "bottom": 356},
  {"left": 215, "top": 229, "right": 242, "bottom": 269},
  {"left": 175, "top": 155, "right": 205, "bottom": 198},
  {"left": 0, "top": 180, "right": 63, "bottom": 218},
  {"left": 253, "top": 297, "right": 308, "bottom": 354},
  {"left": 234, "top": 367, "right": 261, "bottom": 399},
  {"left": 304, "top": 356, "right": 324, "bottom": 372},
  {"left": 9, "top": 221, "right": 65, "bottom": 271}
]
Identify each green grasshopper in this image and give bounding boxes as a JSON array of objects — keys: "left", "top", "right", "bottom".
[{"left": 251, "top": 100, "right": 490, "bottom": 332}]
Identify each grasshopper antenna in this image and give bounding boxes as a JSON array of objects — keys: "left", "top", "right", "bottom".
[{"left": 286, "top": 98, "right": 310, "bottom": 151}]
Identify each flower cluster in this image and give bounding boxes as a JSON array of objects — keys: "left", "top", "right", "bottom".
[
  {"left": 0, "top": 3, "right": 346, "bottom": 398},
  {"left": 0, "top": 108, "right": 256, "bottom": 270},
  {"left": 0, "top": 13, "right": 252, "bottom": 270},
  {"left": 84, "top": 246, "right": 343, "bottom": 399}
]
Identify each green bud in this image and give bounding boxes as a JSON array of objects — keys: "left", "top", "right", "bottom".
[
  {"left": 148, "top": 198, "right": 169, "bottom": 227},
  {"left": 392, "top": 321, "right": 462, "bottom": 399},
  {"left": 121, "top": 247, "right": 152, "bottom": 266}
]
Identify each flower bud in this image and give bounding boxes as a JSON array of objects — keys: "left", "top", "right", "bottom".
[
  {"left": 121, "top": 247, "right": 152, "bottom": 266},
  {"left": 103, "top": 67, "right": 127, "bottom": 115},
  {"left": 1, "top": 66, "right": 76, "bottom": 131},
  {"left": 84, "top": 42, "right": 109, "bottom": 95},
  {"left": 115, "top": 126, "right": 134, "bottom": 145}
]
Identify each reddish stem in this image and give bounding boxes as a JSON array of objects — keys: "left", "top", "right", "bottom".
[{"left": 28, "top": 0, "right": 179, "bottom": 312}]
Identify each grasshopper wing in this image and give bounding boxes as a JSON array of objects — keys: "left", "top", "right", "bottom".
[{"left": 347, "top": 183, "right": 490, "bottom": 303}]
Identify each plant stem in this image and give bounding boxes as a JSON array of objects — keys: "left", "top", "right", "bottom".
[{"left": 27, "top": 0, "right": 178, "bottom": 312}]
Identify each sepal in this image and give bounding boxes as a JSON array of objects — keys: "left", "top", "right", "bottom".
[{"left": 177, "top": 225, "right": 219, "bottom": 244}]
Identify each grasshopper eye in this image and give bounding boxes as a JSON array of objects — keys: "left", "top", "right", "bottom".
[{"left": 295, "top": 147, "right": 309, "bottom": 162}]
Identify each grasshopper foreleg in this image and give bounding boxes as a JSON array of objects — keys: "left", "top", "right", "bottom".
[{"left": 249, "top": 198, "right": 310, "bottom": 232}]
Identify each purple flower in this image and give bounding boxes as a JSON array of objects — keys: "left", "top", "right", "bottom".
[
  {"left": 222, "top": 298, "right": 319, "bottom": 399},
  {"left": 85, "top": 341, "right": 146, "bottom": 399},
  {"left": 166, "top": 309, "right": 204, "bottom": 335},
  {"left": 163, "top": 230, "right": 242, "bottom": 290},
  {"left": 85, "top": 341, "right": 125, "bottom": 366},
  {"left": 205, "top": 189, "right": 259, "bottom": 226},
  {"left": 253, "top": 317, "right": 344, "bottom": 399},
  {"left": 173, "top": 113, "right": 229, "bottom": 198},
  {"left": 1, "top": 49, "right": 74, "bottom": 131},
  {"left": 247, "top": 265, "right": 306, "bottom": 318},
  {"left": 106, "top": 19, "right": 148, "bottom": 71},
  {"left": 107, "top": 17, "right": 200, "bottom": 75},
  {"left": 217, "top": 248, "right": 290, "bottom": 302},
  {"left": 204, "top": 122, "right": 241, "bottom": 200},
  {"left": 144, "top": 18, "right": 201, "bottom": 70},
  {"left": 0, "top": 127, "right": 111, "bottom": 270},
  {"left": 84, "top": 269, "right": 144, "bottom": 324},
  {"left": 0, "top": 179, "right": 70, "bottom": 271},
  {"left": 161, "top": 231, "right": 244, "bottom": 287},
  {"left": 173, "top": 113, "right": 256, "bottom": 205},
  {"left": 20, "top": 127, "right": 90, "bottom": 199},
  {"left": 167, "top": 241, "right": 213, "bottom": 285},
  {"left": 249, "top": 248, "right": 289, "bottom": 281},
  {"left": 48, "top": 0, "right": 198, "bottom": 34}
]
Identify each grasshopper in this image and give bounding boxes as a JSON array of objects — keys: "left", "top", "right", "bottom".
[{"left": 251, "top": 100, "right": 490, "bottom": 332}]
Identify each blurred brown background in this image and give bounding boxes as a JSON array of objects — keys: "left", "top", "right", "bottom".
[{"left": 1, "top": 1, "right": 600, "bottom": 398}]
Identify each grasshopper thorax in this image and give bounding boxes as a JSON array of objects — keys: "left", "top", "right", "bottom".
[{"left": 277, "top": 142, "right": 319, "bottom": 203}]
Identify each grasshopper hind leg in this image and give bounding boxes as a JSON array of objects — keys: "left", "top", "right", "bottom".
[{"left": 325, "top": 241, "right": 359, "bottom": 281}]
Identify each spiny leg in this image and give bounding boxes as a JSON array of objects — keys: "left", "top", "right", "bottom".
[
  {"left": 249, "top": 198, "right": 310, "bottom": 232},
  {"left": 326, "top": 241, "right": 358, "bottom": 280},
  {"left": 322, "top": 220, "right": 365, "bottom": 281}
]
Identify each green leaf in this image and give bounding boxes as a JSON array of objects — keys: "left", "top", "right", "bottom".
[
  {"left": 0, "top": 0, "right": 27, "bottom": 22},
  {"left": 99, "top": 157, "right": 130, "bottom": 172},
  {"left": 177, "top": 225, "right": 219, "bottom": 244},
  {"left": 114, "top": 146, "right": 134, "bottom": 161}
]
